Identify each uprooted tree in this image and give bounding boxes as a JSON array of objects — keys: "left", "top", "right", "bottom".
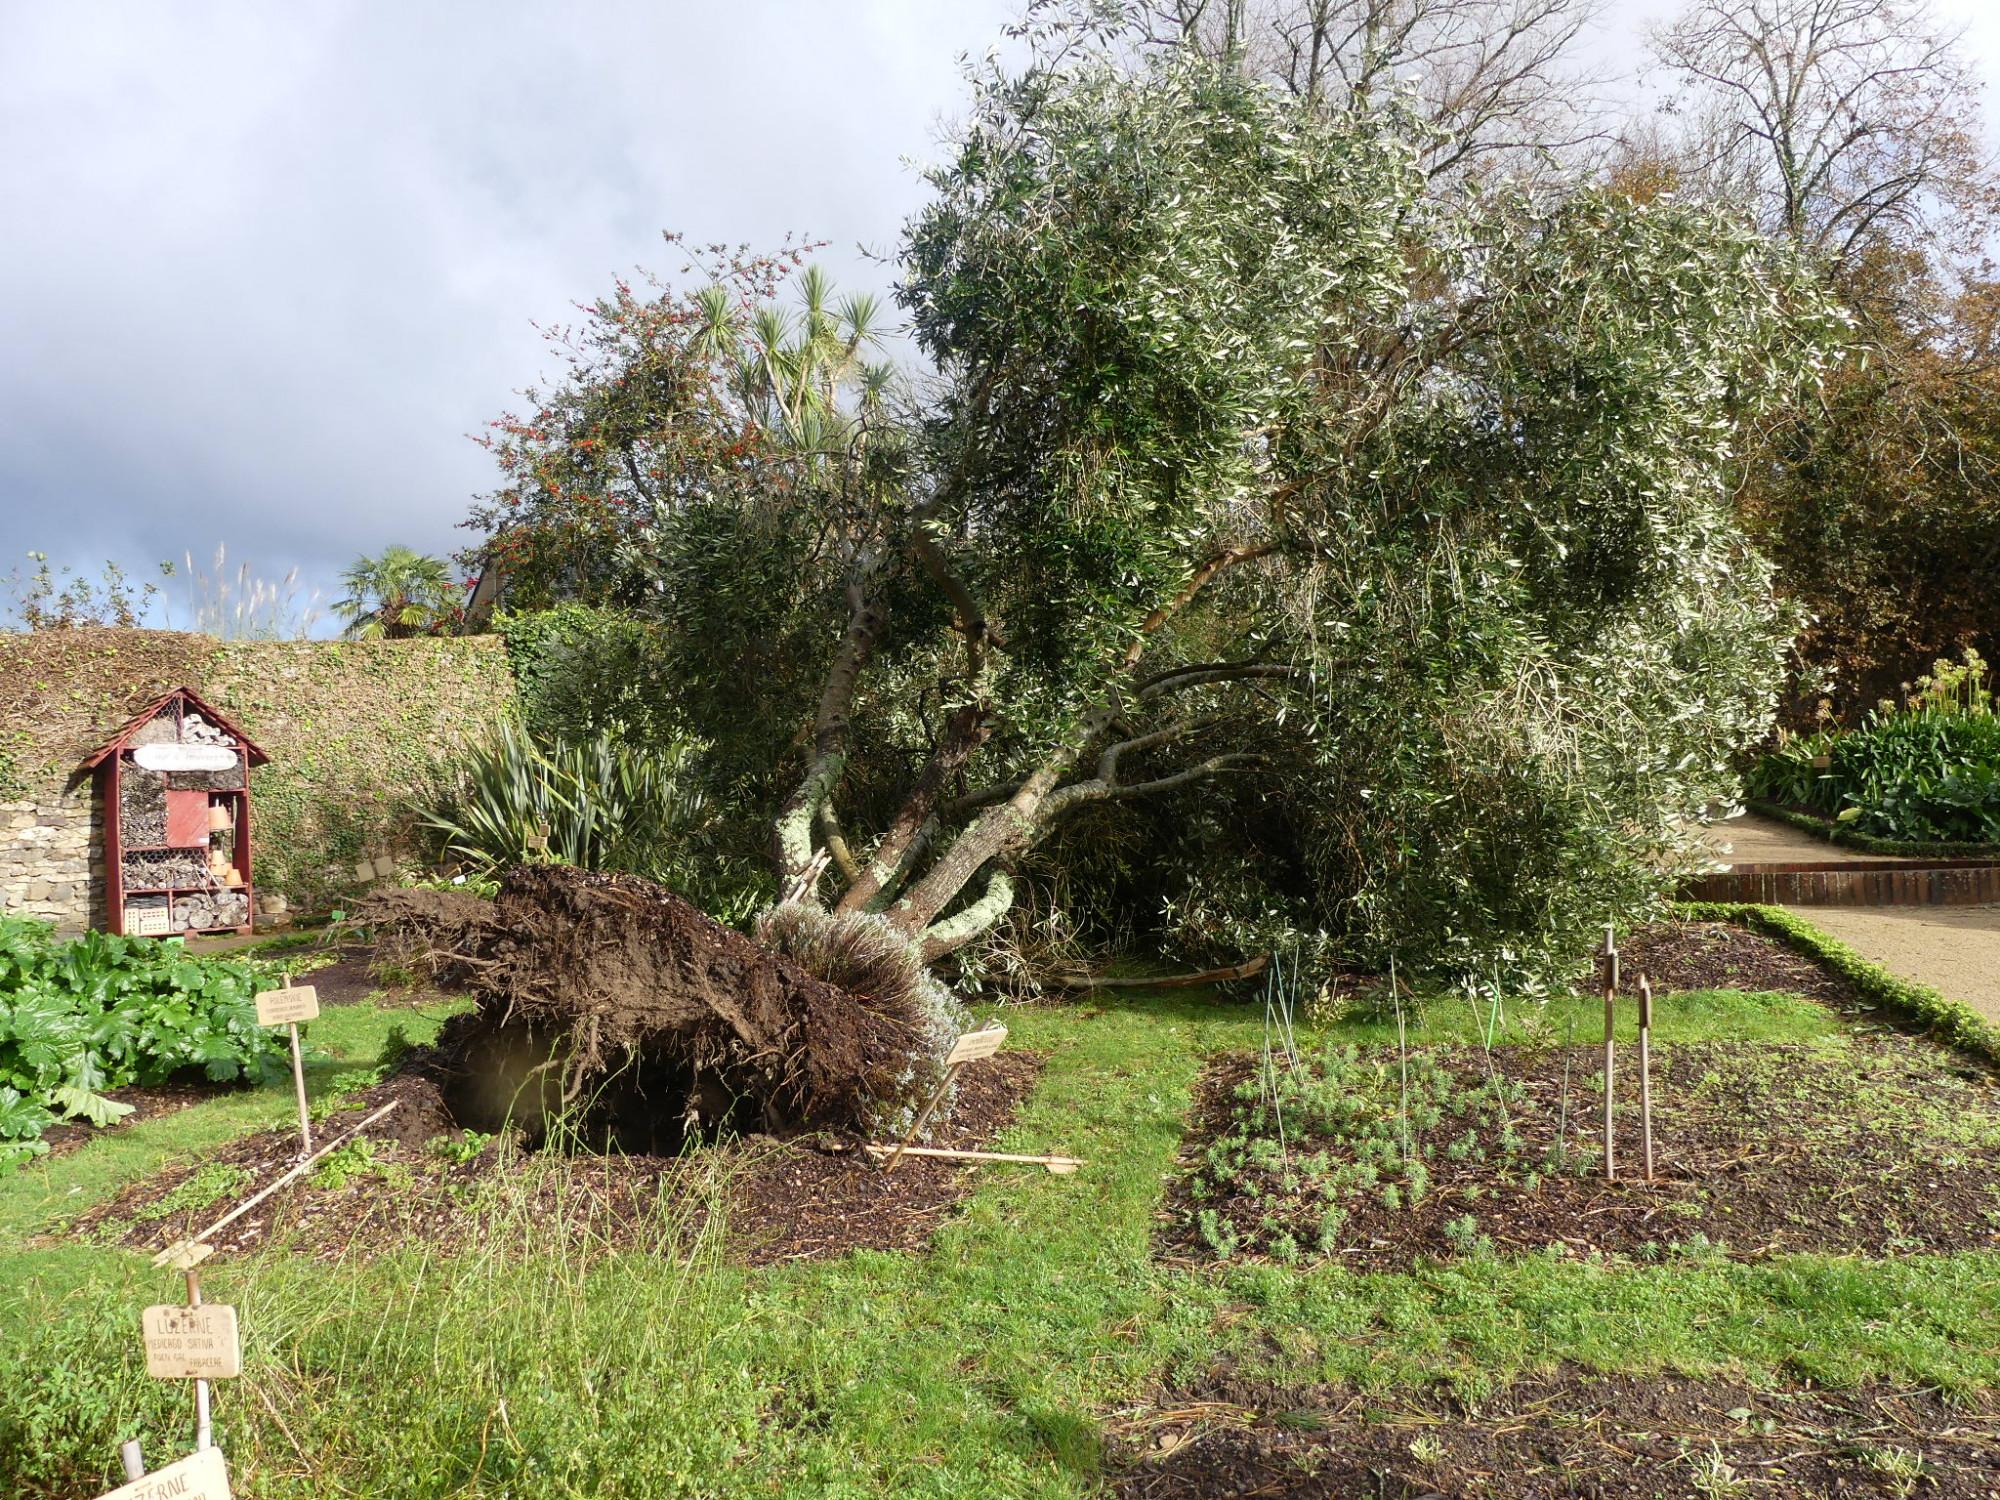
[{"left": 441, "top": 48, "right": 1842, "bottom": 1136}]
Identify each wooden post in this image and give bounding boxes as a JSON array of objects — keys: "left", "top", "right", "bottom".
[
  {"left": 1602, "top": 927, "right": 1618, "bottom": 1182},
  {"left": 882, "top": 1062, "right": 963, "bottom": 1174},
  {"left": 1638, "top": 974, "right": 1655, "bottom": 1183},
  {"left": 286, "top": 1015, "right": 312, "bottom": 1158},
  {"left": 255, "top": 976, "right": 318, "bottom": 1158},
  {"left": 882, "top": 1026, "right": 1007, "bottom": 1173},
  {"left": 185, "top": 1266, "right": 212, "bottom": 1451}
]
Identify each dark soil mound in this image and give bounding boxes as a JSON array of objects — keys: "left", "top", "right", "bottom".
[
  {"left": 1111, "top": 1370, "right": 2000, "bottom": 1498},
  {"left": 358, "top": 867, "right": 932, "bottom": 1145},
  {"left": 68, "top": 1050, "right": 1045, "bottom": 1265}
]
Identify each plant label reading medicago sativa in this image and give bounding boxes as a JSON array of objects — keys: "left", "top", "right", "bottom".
[{"left": 141, "top": 1304, "right": 241, "bottom": 1379}]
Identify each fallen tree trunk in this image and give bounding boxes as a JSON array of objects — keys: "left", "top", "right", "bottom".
[{"left": 359, "top": 865, "right": 948, "bottom": 1144}]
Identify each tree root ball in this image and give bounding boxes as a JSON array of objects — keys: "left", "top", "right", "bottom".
[{"left": 357, "top": 866, "right": 966, "bottom": 1148}]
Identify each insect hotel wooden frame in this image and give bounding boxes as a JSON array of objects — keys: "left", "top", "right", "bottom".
[{"left": 82, "top": 687, "right": 268, "bottom": 939}]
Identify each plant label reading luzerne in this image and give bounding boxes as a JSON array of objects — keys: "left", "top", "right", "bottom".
[
  {"left": 142, "top": 1304, "right": 241, "bottom": 1379},
  {"left": 94, "top": 1445, "right": 232, "bottom": 1500},
  {"left": 253, "top": 984, "right": 320, "bottom": 1026}
]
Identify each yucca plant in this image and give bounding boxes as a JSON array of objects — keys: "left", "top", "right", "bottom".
[{"left": 414, "top": 722, "right": 709, "bottom": 884}]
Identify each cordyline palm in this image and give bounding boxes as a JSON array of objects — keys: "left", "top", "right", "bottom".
[
  {"left": 335, "top": 546, "right": 457, "bottom": 640},
  {"left": 694, "top": 264, "right": 892, "bottom": 465}
]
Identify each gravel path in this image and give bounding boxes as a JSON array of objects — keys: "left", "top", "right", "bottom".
[
  {"left": 1788, "top": 903, "right": 2000, "bottom": 1026},
  {"left": 1703, "top": 812, "right": 1905, "bottom": 865}
]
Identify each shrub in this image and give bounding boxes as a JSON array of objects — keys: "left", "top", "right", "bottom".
[
  {"left": 1746, "top": 648, "right": 2000, "bottom": 843},
  {"left": 0, "top": 920, "right": 285, "bottom": 1168},
  {"left": 412, "top": 721, "right": 766, "bottom": 917}
]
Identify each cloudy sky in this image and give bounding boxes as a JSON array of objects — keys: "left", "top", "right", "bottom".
[{"left": 4, "top": 0, "right": 1998, "bottom": 633}]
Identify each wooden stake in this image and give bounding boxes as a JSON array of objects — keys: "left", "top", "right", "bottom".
[
  {"left": 286, "top": 1003, "right": 312, "bottom": 1159},
  {"left": 882, "top": 1062, "right": 962, "bottom": 1173},
  {"left": 855, "top": 1144, "right": 1082, "bottom": 1173},
  {"left": 185, "top": 1267, "right": 212, "bottom": 1451},
  {"left": 1601, "top": 927, "right": 1618, "bottom": 1182},
  {"left": 1638, "top": 973, "right": 1656, "bottom": 1183}
]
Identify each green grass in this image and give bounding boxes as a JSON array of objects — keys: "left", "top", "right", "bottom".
[{"left": 3, "top": 983, "right": 1997, "bottom": 1497}]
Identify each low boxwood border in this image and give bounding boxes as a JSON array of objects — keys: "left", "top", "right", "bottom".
[
  {"left": 1745, "top": 798, "right": 2000, "bottom": 859},
  {"left": 1676, "top": 899, "right": 2000, "bottom": 1066}
]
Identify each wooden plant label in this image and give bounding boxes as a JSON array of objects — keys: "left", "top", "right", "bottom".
[
  {"left": 94, "top": 1445, "right": 231, "bottom": 1500},
  {"left": 142, "top": 1303, "right": 242, "bottom": 1379},
  {"left": 254, "top": 984, "right": 319, "bottom": 1026},
  {"left": 945, "top": 1025, "right": 1008, "bottom": 1067}
]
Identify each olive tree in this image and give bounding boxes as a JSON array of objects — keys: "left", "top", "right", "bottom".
[{"left": 476, "top": 53, "right": 1841, "bottom": 983}]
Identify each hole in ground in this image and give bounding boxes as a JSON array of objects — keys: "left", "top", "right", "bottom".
[{"left": 441, "top": 1022, "right": 761, "bottom": 1156}]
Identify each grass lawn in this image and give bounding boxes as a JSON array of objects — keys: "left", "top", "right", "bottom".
[{"left": 4, "top": 955, "right": 1998, "bottom": 1497}]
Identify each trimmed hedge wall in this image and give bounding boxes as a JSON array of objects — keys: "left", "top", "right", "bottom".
[{"left": 0, "top": 629, "right": 515, "bottom": 912}]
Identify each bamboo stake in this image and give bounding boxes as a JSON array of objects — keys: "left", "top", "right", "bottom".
[
  {"left": 283, "top": 976, "right": 312, "bottom": 1159},
  {"left": 159, "top": 1100, "right": 400, "bottom": 1256},
  {"left": 1602, "top": 927, "right": 1618, "bottom": 1182},
  {"left": 881, "top": 1063, "right": 962, "bottom": 1173},
  {"left": 1638, "top": 973, "right": 1655, "bottom": 1183}
]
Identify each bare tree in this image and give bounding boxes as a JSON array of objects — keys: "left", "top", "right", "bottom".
[
  {"left": 1108, "top": 0, "right": 1612, "bottom": 179},
  {"left": 1651, "top": 0, "right": 1996, "bottom": 271}
]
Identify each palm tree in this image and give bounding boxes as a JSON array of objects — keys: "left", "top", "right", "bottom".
[{"left": 334, "top": 546, "right": 458, "bottom": 639}]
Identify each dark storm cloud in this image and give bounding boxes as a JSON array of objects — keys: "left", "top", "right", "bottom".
[{"left": 0, "top": 0, "right": 1013, "bottom": 623}]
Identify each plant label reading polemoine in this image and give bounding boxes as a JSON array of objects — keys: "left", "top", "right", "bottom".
[
  {"left": 131, "top": 744, "right": 240, "bottom": 773},
  {"left": 141, "top": 1304, "right": 241, "bottom": 1379},
  {"left": 946, "top": 1026, "right": 1007, "bottom": 1067},
  {"left": 94, "top": 1445, "right": 231, "bottom": 1500},
  {"left": 253, "top": 984, "right": 320, "bottom": 1026}
]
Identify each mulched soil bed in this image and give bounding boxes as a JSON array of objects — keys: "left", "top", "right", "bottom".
[
  {"left": 66, "top": 1049, "right": 1044, "bottom": 1266},
  {"left": 1162, "top": 1033, "right": 2000, "bottom": 1271},
  {"left": 1616, "top": 920, "right": 1860, "bottom": 1007},
  {"left": 1110, "top": 1369, "right": 2000, "bottom": 1498},
  {"left": 298, "top": 940, "right": 445, "bottom": 1007}
]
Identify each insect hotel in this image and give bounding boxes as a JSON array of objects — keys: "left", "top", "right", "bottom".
[{"left": 83, "top": 687, "right": 267, "bottom": 938}]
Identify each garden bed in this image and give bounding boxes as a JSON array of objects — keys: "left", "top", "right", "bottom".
[
  {"left": 1110, "top": 1370, "right": 2000, "bottom": 1498},
  {"left": 1614, "top": 919, "right": 1861, "bottom": 1006},
  {"left": 67, "top": 1047, "right": 1045, "bottom": 1265},
  {"left": 1163, "top": 1031, "right": 2000, "bottom": 1271}
]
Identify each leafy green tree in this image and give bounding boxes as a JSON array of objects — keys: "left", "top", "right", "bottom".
[
  {"left": 334, "top": 546, "right": 459, "bottom": 640},
  {"left": 474, "top": 53, "right": 1839, "bottom": 984},
  {"left": 464, "top": 245, "right": 893, "bottom": 612}
]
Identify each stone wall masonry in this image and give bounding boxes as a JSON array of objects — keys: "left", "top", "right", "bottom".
[{"left": 1, "top": 789, "right": 103, "bottom": 933}]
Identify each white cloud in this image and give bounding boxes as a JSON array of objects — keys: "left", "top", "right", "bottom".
[{"left": 0, "top": 0, "right": 1012, "bottom": 616}]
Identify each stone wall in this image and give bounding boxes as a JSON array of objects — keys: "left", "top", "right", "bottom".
[{"left": 0, "top": 788, "right": 101, "bottom": 932}]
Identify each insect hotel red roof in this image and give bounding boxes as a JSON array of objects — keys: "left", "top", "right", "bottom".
[{"left": 79, "top": 686, "right": 270, "bottom": 770}]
